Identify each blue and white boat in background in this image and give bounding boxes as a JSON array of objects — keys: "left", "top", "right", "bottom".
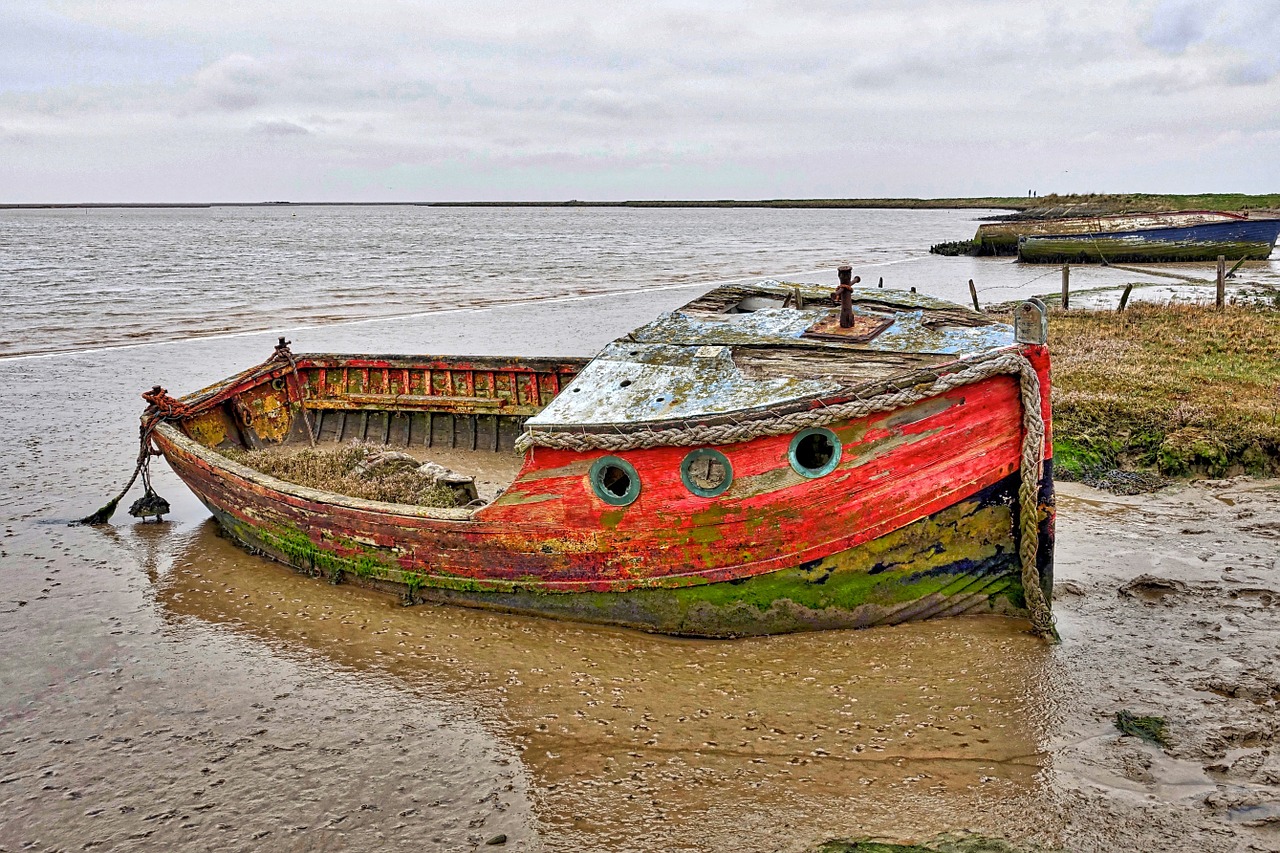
[{"left": 1017, "top": 213, "right": 1280, "bottom": 264}]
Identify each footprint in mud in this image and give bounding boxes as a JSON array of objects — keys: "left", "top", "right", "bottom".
[
  {"left": 1241, "top": 521, "right": 1280, "bottom": 539},
  {"left": 1226, "top": 588, "right": 1278, "bottom": 607},
  {"left": 1118, "top": 575, "right": 1187, "bottom": 603}
]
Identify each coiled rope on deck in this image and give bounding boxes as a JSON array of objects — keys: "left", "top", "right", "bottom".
[{"left": 516, "top": 351, "right": 1057, "bottom": 641}]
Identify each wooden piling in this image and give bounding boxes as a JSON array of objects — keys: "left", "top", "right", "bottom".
[
  {"left": 877, "top": 277, "right": 884, "bottom": 288},
  {"left": 968, "top": 279, "right": 980, "bottom": 311},
  {"left": 1061, "top": 264, "right": 1070, "bottom": 310},
  {"left": 1117, "top": 283, "right": 1133, "bottom": 312},
  {"left": 1216, "top": 255, "right": 1226, "bottom": 309}
]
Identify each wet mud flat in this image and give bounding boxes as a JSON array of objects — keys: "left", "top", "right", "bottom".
[
  {"left": 2, "top": 478, "right": 1277, "bottom": 851},
  {"left": 1043, "top": 478, "right": 1280, "bottom": 853}
]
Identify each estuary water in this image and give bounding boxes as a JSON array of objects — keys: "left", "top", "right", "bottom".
[{"left": 2, "top": 207, "right": 1278, "bottom": 852}]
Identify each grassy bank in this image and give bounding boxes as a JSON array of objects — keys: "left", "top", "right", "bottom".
[
  {"left": 1011, "top": 192, "right": 1280, "bottom": 220},
  {"left": 1045, "top": 304, "right": 1280, "bottom": 480}
]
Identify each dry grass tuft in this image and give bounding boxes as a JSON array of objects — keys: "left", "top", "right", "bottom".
[
  {"left": 221, "top": 442, "right": 465, "bottom": 507},
  {"left": 1046, "top": 303, "right": 1280, "bottom": 477}
]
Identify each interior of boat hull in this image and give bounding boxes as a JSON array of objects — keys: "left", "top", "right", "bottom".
[{"left": 176, "top": 352, "right": 588, "bottom": 506}]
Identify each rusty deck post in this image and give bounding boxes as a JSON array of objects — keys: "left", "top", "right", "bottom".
[{"left": 835, "top": 265, "right": 857, "bottom": 328}]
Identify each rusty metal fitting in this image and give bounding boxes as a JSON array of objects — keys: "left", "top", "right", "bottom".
[{"left": 832, "top": 268, "right": 860, "bottom": 328}]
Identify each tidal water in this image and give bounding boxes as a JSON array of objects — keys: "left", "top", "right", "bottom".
[{"left": 2, "top": 207, "right": 1277, "bottom": 851}]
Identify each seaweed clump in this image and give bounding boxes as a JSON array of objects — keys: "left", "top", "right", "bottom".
[
  {"left": 1114, "top": 710, "right": 1170, "bottom": 747},
  {"left": 929, "top": 239, "right": 978, "bottom": 257},
  {"left": 221, "top": 443, "right": 465, "bottom": 508}
]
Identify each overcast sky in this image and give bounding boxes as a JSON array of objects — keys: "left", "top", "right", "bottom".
[{"left": 2, "top": 0, "right": 1278, "bottom": 202}]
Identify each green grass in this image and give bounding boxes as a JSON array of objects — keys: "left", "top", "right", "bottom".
[
  {"left": 1047, "top": 303, "right": 1280, "bottom": 477},
  {"left": 1014, "top": 192, "right": 1280, "bottom": 218}
]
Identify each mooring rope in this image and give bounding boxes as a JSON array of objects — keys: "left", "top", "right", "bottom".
[
  {"left": 516, "top": 351, "right": 1057, "bottom": 641},
  {"left": 271, "top": 338, "right": 317, "bottom": 447}
]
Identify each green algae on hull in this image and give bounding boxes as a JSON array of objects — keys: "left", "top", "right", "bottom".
[
  {"left": 203, "top": 474, "right": 1038, "bottom": 638},
  {"left": 1017, "top": 236, "right": 1276, "bottom": 264}
]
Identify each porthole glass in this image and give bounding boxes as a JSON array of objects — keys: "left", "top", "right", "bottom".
[
  {"left": 789, "top": 428, "right": 841, "bottom": 478},
  {"left": 589, "top": 456, "right": 641, "bottom": 506},
  {"left": 680, "top": 448, "right": 733, "bottom": 498}
]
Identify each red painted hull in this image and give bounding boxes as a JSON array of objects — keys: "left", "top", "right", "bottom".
[{"left": 154, "top": 346, "right": 1052, "bottom": 600}]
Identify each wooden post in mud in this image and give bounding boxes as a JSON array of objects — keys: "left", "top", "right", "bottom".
[
  {"left": 1118, "top": 283, "right": 1133, "bottom": 312},
  {"left": 1061, "top": 264, "right": 1070, "bottom": 310},
  {"left": 968, "top": 279, "right": 980, "bottom": 311},
  {"left": 1216, "top": 255, "right": 1226, "bottom": 309}
]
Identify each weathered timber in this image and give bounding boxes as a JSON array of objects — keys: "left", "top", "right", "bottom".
[
  {"left": 143, "top": 275, "right": 1055, "bottom": 637},
  {"left": 975, "top": 210, "right": 1249, "bottom": 256},
  {"left": 1216, "top": 255, "right": 1226, "bottom": 309},
  {"left": 1016, "top": 217, "right": 1280, "bottom": 264},
  {"left": 1118, "top": 284, "right": 1134, "bottom": 312}
]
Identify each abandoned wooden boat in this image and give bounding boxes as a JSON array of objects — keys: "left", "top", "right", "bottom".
[
  {"left": 137, "top": 271, "right": 1056, "bottom": 638},
  {"left": 973, "top": 210, "right": 1247, "bottom": 256},
  {"left": 1017, "top": 216, "right": 1280, "bottom": 264}
]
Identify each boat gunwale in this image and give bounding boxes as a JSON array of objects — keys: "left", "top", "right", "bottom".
[{"left": 976, "top": 209, "right": 1252, "bottom": 236}]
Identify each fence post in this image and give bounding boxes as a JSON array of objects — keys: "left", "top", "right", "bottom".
[
  {"left": 1216, "top": 255, "right": 1226, "bottom": 309},
  {"left": 1117, "top": 283, "right": 1133, "bottom": 312},
  {"left": 1061, "top": 264, "right": 1070, "bottom": 310}
]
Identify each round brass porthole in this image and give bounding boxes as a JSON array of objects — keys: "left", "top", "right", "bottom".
[
  {"left": 589, "top": 456, "right": 641, "bottom": 506},
  {"left": 680, "top": 448, "right": 733, "bottom": 498},
  {"left": 788, "top": 428, "right": 841, "bottom": 478}
]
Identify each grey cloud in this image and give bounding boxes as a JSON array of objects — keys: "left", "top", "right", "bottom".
[
  {"left": 1141, "top": 0, "right": 1280, "bottom": 83},
  {"left": 192, "top": 54, "right": 271, "bottom": 110},
  {"left": 3, "top": 0, "right": 1279, "bottom": 201},
  {"left": 1141, "top": 0, "right": 1204, "bottom": 53},
  {"left": 251, "top": 119, "right": 311, "bottom": 136}
]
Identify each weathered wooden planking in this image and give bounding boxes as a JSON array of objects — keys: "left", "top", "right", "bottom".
[
  {"left": 975, "top": 210, "right": 1246, "bottom": 255},
  {"left": 157, "top": 345, "right": 1050, "bottom": 592}
]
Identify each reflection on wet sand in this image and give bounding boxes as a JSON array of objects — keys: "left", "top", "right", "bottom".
[{"left": 153, "top": 521, "right": 1056, "bottom": 851}]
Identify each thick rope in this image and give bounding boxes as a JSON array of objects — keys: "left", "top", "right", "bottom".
[
  {"left": 74, "top": 387, "right": 192, "bottom": 526},
  {"left": 516, "top": 351, "right": 1057, "bottom": 641}
]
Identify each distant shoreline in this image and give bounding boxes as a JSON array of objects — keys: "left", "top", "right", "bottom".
[
  {"left": 4, "top": 193, "right": 1277, "bottom": 216},
  {"left": 0, "top": 198, "right": 1026, "bottom": 210}
]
